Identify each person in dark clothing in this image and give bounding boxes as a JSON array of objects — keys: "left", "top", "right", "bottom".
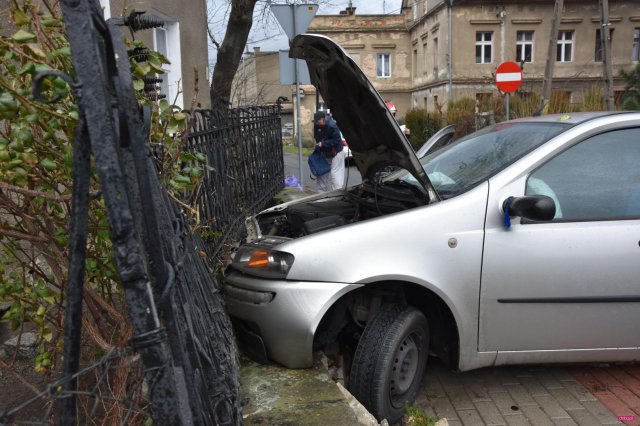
[{"left": 313, "top": 111, "right": 346, "bottom": 191}]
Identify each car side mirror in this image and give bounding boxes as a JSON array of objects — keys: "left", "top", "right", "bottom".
[{"left": 502, "top": 195, "right": 556, "bottom": 222}]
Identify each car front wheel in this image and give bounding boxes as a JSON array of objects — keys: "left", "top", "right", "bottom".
[{"left": 348, "top": 304, "right": 429, "bottom": 423}]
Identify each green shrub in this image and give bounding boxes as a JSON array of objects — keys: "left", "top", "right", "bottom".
[
  {"left": 0, "top": 0, "right": 192, "bottom": 388},
  {"left": 446, "top": 97, "right": 476, "bottom": 137},
  {"left": 547, "top": 90, "right": 576, "bottom": 113},
  {"left": 405, "top": 108, "right": 442, "bottom": 151},
  {"left": 581, "top": 85, "right": 605, "bottom": 111},
  {"left": 619, "top": 63, "right": 640, "bottom": 110},
  {"left": 623, "top": 96, "right": 640, "bottom": 111},
  {"left": 509, "top": 92, "right": 540, "bottom": 118}
]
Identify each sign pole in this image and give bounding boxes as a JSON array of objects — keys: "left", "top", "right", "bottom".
[
  {"left": 506, "top": 92, "right": 510, "bottom": 120},
  {"left": 495, "top": 61, "right": 522, "bottom": 120},
  {"left": 292, "top": 5, "right": 304, "bottom": 187},
  {"left": 271, "top": 3, "right": 318, "bottom": 187}
]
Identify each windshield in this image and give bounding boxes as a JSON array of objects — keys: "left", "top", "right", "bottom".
[{"left": 389, "top": 122, "right": 570, "bottom": 199}]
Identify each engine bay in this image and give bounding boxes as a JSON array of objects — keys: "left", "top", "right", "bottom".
[{"left": 257, "top": 179, "right": 430, "bottom": 238}]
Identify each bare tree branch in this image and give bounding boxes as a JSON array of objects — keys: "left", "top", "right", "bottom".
[{"left": 207, "top": 26, "right": 220, "bottom": 49}]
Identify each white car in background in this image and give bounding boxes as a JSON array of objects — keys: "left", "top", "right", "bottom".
[{"left": 341, "top": 132, "right": 352, "bottom": 164}]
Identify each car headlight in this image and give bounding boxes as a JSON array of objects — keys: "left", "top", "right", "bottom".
[{"left": 233, "top": 239, "right": 295, "bottom": 279}]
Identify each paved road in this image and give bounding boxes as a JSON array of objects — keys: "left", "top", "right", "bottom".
[
  {"left": 416, "top": 359, "right": 626, "bottom": 425},
  {"left": 283, "top": 151, "right": 361, "bottom": 192}
]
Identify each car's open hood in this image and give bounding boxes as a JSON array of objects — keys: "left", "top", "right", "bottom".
[{"left": 290, "top": 34, "right": 437, "bottom": 200}]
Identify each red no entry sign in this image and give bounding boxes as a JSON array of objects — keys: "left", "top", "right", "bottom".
[{"left": 495, "top": 61, "right": 522, "bottom": 93}]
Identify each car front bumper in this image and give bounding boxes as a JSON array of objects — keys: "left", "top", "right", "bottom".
[{"left": 224, "top": 271, "right": 361, "bottom": 368}]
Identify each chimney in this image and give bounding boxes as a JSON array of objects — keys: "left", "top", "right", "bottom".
[{"left": 253, "top": 46, "right": 261, "bottom": 54}]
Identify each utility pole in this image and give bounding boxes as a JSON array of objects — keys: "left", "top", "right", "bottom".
[
  {"left": 538, "top": 0, "right": 563, "bottom": 115},
  {"left": 292, "top": 5, "right": 303, "bottom": 186},
  {"left": 599, "top": 0, "right": 615, "bottom": 110}
]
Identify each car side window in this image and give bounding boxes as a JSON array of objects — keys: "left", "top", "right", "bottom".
[{"left": 526, "top": 127, "right": 640, "bottom": 221}]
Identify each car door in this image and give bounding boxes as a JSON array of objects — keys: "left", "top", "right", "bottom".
[
  {"left": 416, "top": 125, "right": 456, "bottom": 158},
  {"left": 479, "top": 126, "right": 640, "bottom": 355}
]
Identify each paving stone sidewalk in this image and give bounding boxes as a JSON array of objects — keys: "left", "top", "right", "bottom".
[{"left": 413, "top": 359, "right": 630, "bottom": 426}]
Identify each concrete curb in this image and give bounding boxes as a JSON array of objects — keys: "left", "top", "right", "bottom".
[{"left": 335, "top": 382, "right": 383, "bottom": 426}]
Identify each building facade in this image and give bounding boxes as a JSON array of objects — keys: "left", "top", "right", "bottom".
[
  {"left": 306, "top": 7, "right": 414, "bottom": 115},
  {"left": 231, "top": 48, "right": 291, "bottom": 107},
  {"left": 100, "top": 0, "right": 210, "bottom": 108},
  {"left": 403, "top": 0, "right": 640, "bottom": 112},
  {"left": 275, "top": 7, "right": 414, "bottom": 139},
  {"left": 237, "top": 1, "right": 639, "bottom": 139}
]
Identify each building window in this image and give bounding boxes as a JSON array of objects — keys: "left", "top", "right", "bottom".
[
  {"left": 98, "top": 0, "right": 110, "bottom": 18},
  {"left": 476, "top": 32, "right": 493, "bottom": 64},
  {"left": 423, "top": 43, "right": 428, "bottom": 74},
  {"left": 632, "top": 28, "right": 640, "bottom": 61},
  {"left": 476, "top": 92, "right": 493, "bottom": 111},
  {"left": 557, "top": 30, "right": 573, "bottom": 62},
  {"left": 153, "top": 19, "right": 183, "bottom": 107},
  {"left": 595, "top": 28, "right": 614, "bottom": 62},
  {"left": 413, "top": 48, "right": 418, "bottom": 77},
  {"left": 377, "top": 53, "right": 391, "bottom": 78},
  {"left": 516, "top": 31, "right": 534, "bottom": 63},
  {"left": 433, "top": 37, "right": 439, "bottom": 72}
]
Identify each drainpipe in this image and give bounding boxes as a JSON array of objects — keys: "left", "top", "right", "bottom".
[
  {"left": 499, "top": 8, "right": 506, "bottom": 63},
  {"left": 448, "top": 0, "right": 453, "bottom": 103}
]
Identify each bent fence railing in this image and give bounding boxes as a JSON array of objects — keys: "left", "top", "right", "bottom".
[
  {"left": 186, "top": 106, "right": 284, "bottom": 258},
  {"left": 0, "top": 0, "right": 283, "bottom": 424}
]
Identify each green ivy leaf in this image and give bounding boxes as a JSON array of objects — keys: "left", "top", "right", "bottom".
[
  {"left": 190, "top": 167, "right": 204, "bottom": 178},
  {"left": 53, "top": 46, "right": 71, "bottom": 57},
  {"left": 11, "top": 29, "right": 37, "bottom": 43},
  {"left": 159, "top": 99, "right": 170, "bottom": 113},
  {"left": 41, "top": 18, "right": 61, "bottom": 27},
  {"left": 40, "top": 158, "right": 56, "bottom": 171},
  {"left": 17, "top": 62, "right": 35, "bottom": 76},
  {"left": 42, "top": 327, "right": 53, "bottom": 342},
  {"left": 34, "top": 64, "right": 53, "bottom": 73},
  {"left": 13, "top": 167, "right": 28, "bottom": 179},
  {"left": 175, "top": 174, "right": 191, "bottom": 184},
  {"left": 25, "top": 113, "right": 39, "bottom": 123},
  {"left": 148, "top": 60, "right": 164, "bottom": 73},
  {"left": 133, "top": 79, "right": 144, "bottom": 91},
  {"left": 11, "top": 9, "right": 31, "bottom": 26}
]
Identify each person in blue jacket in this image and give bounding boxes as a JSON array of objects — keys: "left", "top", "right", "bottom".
[{"left": 313, "top": 111, "right": 346, "bottom": 191}]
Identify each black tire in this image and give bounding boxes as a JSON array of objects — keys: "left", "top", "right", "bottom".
[{"left": 349, "top": 304, "right": 429, "bottom": 423}]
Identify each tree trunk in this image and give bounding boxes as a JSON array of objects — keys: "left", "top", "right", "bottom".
[{"left": 210, "top": 0, "right": 258, "bottom": 109}]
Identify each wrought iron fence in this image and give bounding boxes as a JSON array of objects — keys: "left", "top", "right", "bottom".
[
  {"left": 0, "top": 0, "right": 289, "bottom": 424},
  {"left": 186, "top": 106, "right": 284, "bottom": 258}
]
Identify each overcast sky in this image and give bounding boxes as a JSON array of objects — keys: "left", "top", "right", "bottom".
[{"left": 208, "top": 0, "right": 404, "bottom": 59}]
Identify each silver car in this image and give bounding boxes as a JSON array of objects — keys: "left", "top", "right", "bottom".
[{"left": 224, "top": 34, "right": 640, "bottom": 423}]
